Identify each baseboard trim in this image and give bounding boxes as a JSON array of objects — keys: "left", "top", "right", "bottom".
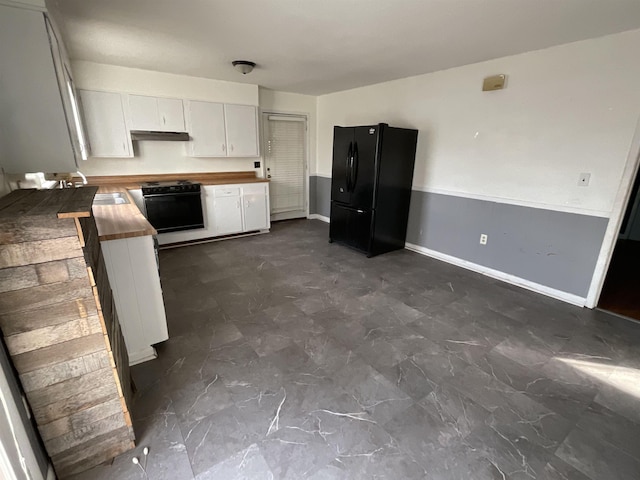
[
  {"left": 128, "top": 347, "right": 157, "bottom": 366},
  {"left": 308, "top": 214, "right": 330, "bottom": 223},
  {"left": 404, "top": 242, "right": 587, "bottom": 307}
]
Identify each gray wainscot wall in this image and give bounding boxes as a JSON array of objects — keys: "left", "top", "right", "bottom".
[{"left": 309, "top": 175, "right": 609, "bottom": 299}]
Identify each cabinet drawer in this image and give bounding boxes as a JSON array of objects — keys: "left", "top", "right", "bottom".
[
  {"left": 214, "top": 187, "right": 241, "bottom": 197},
  {"left": 241, "top": 183, "right": 267, "bottom": 195}
]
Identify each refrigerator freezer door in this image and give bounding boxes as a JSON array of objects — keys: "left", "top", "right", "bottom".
[
  {"left": 349, "top": 125, "right": 380, "bottom": 210},
  {"left": 331, "top": 127, "right": 354, "bottom": 204},
  {"left": 329, "top": 203, "right": 373, "bottom": 254}
]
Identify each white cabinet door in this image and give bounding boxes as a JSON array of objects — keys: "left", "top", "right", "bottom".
[
  {"left": 128, "top": 95, "right": 159, "bottom": 130},
  {"left": 241, "top": 184, "right": 270, "bottom": 231},
  {"left": 186, "top": 100, "right": 227, "bottom": 157},
  {"left": 214, "top": 194, "right": 243, "bottom": 235},
  {"left": 224, "top": 104, "right": 259, "bottom": 157},
  {"left": 80, "top": 90, "right": 132, "bottom": 157},
  {"left": 158, "top": 98, "right": 185, "bottom": 131}
]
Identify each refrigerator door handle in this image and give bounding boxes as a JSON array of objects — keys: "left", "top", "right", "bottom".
[
  {"left": 351, "top": 142, "right": 359, "bottom": 192},
  {"left": 346, "top": 142, "right": 353, "bottom": 191}
]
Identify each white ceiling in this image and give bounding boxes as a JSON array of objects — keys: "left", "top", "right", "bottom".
[{"left": 46, "top": 0, "right": 640, "bottom": 95}]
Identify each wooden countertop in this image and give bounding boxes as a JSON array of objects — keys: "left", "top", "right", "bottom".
[
  {"left": 81, "top": 171, "right": 269, "bottom": 189},
  {"left": 92, "top": 187, "right": 156, "bottom": 241},
  {"left": 80, "top": 172, "right": 267, "bottom": 241},
  {"left": 0, "top": 187, "right": 98, "bottom": 221}
]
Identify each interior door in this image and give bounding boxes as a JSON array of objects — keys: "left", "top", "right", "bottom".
[
  {"left": 330, "top": 126, "right": 354, "bottom": 205},
  {"left": 262, "top": 113, "right": 307, "bottom": 220}
]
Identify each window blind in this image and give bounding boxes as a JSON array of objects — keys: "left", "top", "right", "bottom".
[{"left": 265, "top": 116, "right": 306, "bottom": 214}]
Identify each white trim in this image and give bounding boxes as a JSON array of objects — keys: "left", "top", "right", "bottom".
[
  {"left": 308, "top": 176, "right": 611, "bottom": 218},
  {"left": 586, "top": 115, "right": 640, "bottom": 308},
  {"left": 128, "top": 346, "right": 157, "bottom": 366},
  {"left": 308, "top": 214, "right": 330, "bottom": 223},
  {"left": 405, "top": 242, "right": 587, "bottom": 307},
  {"left": 410, "top": 185, "right": 611, "bottom": 218},
  {"left": 271, "top": 211, "right": 306, "bottom": 222}
]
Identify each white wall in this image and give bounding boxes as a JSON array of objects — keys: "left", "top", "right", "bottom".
[
  {"left": 259, "top": 88, "right": 317, "bottom": 174},
  {"left": 316, "top": 29, "right": 640, "bottom": 217},
  {"left": 72, "top": 61, "right": 261, "bottom": 176}
]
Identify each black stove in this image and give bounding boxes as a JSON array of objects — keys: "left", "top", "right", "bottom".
[
  {"left": 141, "top": 180, "right": 205, "bottom": 233},
  {"left": 141, "top": 180, "right": 201, "bottom": 195}
]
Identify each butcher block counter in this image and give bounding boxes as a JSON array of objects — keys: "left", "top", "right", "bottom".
[
  {"left": 81, "top": 170, "right": 269, "bottom": 188},
  {"left": 92, "top": 186, "right": 156, "bottom": 241}
]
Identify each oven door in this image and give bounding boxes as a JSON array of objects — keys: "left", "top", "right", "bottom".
[{"left": 143, "top": 191, "right": 205, "bottom": 234}]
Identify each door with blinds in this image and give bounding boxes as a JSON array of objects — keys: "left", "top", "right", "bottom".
[{"left": 263, "top": 113, "right": 307, "bottom": 221}]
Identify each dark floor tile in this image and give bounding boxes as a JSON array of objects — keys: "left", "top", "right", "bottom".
[
  {"left": 556, "top": 429, "right": 640, "bottom": 480},
  {"left": 194, "top": 444, "right": 273, "bottom": 480},
  {"left": 75, "top": 220, "right": 640, "bottom": 480},
  {"left": 574, "top": 402, "right": 640, "bottom": 462},
  {"left": 171, "top": 374, "right": 234, "bottom": 426},
  {"left": 181, "top": 405, "right": 254, "bottom": 477}
]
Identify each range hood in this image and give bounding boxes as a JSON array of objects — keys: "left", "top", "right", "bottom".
[{"left": 130, "top": 130, "right": 190, "bottom": 141}]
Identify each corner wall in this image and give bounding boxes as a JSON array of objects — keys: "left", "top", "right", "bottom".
[{"left": 313, "top": 29, "right": 640, "bottom": 301}]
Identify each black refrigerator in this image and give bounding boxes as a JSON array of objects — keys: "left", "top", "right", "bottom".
[{"left": 329, "top": 123, "right": 418, "bottom": 257}]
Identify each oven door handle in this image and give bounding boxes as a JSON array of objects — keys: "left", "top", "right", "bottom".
[{"left": 143, "top": 191, "right": 202, "bottom": 198}]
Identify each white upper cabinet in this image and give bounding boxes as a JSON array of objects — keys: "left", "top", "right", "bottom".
[
  {"left": 0, "top": 5, "right": 84, "bottom": 173},
  {"left": 80, "top": 90, "right": 133, "bottom": 158},
  {"left": 224, "top": 104, "right": 259, "bottom": 157},
  {"left": 158, "top": 98, "right": 186, "bottom": 132},
  {"left": 185, "top": 101, "right": 259, "bottom": 158},
  {"left": 128, "top": 95, "right": 185, "bottom": 132},
  {"left": 185, "top": 100, "right": 227, "bottom": 157}
]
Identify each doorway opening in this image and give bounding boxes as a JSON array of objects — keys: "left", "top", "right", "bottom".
[
  {"left": 598, "top": 165, "right": 640, "bottom": 321},
  {"left": 262, "top": 113, "right": 307, "bottom": 221}
]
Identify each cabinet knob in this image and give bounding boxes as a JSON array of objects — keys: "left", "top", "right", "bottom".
[
  {"left": 230, "top": 144, "right": 234, "bottom": 152},
  {"left": 222, "top": 144, "right": 226, "bottom": 151}
]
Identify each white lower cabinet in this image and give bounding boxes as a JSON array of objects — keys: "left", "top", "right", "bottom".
[
  {"left": 242, "top": 184, "right": 270, "bottom": 231},
  {"left": 154, "top": 182, "right": 270, "bottom": 245},
  {"left": 213, "top": 191, "right": 243, "bottom": 236},
  {"left": 101, "top": 235, "right": 168, "bottom": 365}
]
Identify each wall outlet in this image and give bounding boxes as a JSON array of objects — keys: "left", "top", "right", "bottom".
[
  {"left": 479, "top": 234, "right": 488, "bottom": 245},
  {"left": 578, "top": 173, "right": 591, "bottom": 186}
]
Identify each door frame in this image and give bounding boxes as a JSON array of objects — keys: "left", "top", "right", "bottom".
[
  {"left": 260, "top": 110, "right": 310, "bottom": 220},
  {"left": 586, "top": 115, "right": 640, "bottom": 308}
]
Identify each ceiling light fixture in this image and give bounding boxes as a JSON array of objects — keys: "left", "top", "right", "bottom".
[{"left": 232, "top": 60, "right": 256, "bottom": 75}]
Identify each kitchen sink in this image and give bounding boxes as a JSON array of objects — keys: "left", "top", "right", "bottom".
[{"left": 93, "top": 192, "right": 130, "bottom": 205}]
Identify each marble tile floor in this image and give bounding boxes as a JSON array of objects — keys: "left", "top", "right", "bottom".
[{"left": 70, "top": 219, "right": 640, "bottom": 480}]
